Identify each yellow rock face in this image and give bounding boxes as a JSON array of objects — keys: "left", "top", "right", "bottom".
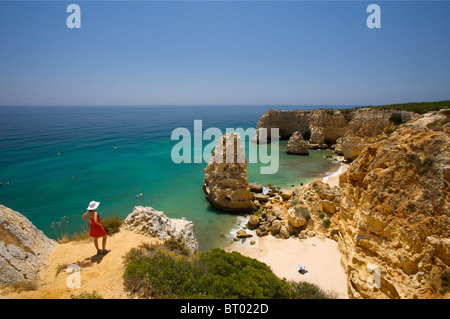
[
  {"left": 203, "top": 133, "right": 256, "bottom": 213},
  {"left": 338, "top": 111, "right": 450, "bottom": 299}
]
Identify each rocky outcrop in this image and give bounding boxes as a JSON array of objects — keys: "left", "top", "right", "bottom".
[
  {"left": 242, "top": 181, "right": 342, "bottom": 240},
  {"left": 308, "top": 110, "right": 349, "bottom": 144},
  {"left": 339, "top": 109, "right": 418, "bottom": 160},
  {"left": 203, "top": 133, "right": 256, "bottom": 213},
  {"left": 0, "top": 205, "right": 57, "bottom": 285},
  {"left": 123, "top": 206, "right": 199, "bottom": 254},
  {"left": 337, "top": 110, "right": 450, "bottom": 299},
  {"left": 286, "top": 131, "right": 309, "bottom": 155},
  {"left": 256, "top": 108, "right": 419, "bottom": 161},
  {"left": 256, "top": 109, "right": 351, "bottom": 143}
]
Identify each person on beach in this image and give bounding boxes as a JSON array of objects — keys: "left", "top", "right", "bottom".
[
  {"left": 298, "top": 265, "right": 308, "bottom": 275},
  {"left": 82, "top": 201, "right": 111, "bottom": 255}
]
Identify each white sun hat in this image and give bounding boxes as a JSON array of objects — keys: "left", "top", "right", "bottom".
[{"left": 87, "top": 201, "right": 100, "bottom": 211}]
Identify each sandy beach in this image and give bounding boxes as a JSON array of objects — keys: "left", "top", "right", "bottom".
[
  {"left": 321, "top": 157, "right": 348, "bottom": 187},
  {"left": 228, "top": 235, "right": 348, "bottom": 299}
]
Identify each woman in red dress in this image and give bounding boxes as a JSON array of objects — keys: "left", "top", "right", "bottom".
[{"left": 82, "top": 201, "right": 110, "bottom": 254}]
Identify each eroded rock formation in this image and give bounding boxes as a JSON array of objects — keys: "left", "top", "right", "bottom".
[
  {"left": 256, "top": 108, "right": 419, "bottom": 161},
  {"left": 286, "top": 131, "right": 309, "bottom": 155},
  {"left": 0, "top": 205, "right": 57, "bottom": 285},
  {"left": 203, "top": 132, "right": 256, "bottom": 213},
  {"left": 123, "top": 206, "right": 199, "bottom": 253},
  {"left": 338, "top": 110, "right": 450, "bottom": 299},
  {"left": 250, "top": 108, "right": 450, "bottom": 299},
  {"left": 339, "top": 108, "right": 418, "bottom": 160}
]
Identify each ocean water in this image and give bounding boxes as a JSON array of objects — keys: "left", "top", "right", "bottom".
[{"left": 0, "top": 105, "right": 343, "bottom": 251}]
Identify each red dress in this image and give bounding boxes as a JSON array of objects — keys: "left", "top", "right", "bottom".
[{"left": 89, "top": 212, "right": 107, "bottom": 238}]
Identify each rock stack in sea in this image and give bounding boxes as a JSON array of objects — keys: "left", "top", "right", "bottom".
[
  {"left": 286, "top": 131, "right": 309, "bottom": 155},
  {"left": 0, "top": 205, "right": 57, "bottom": 285},
  {"left": 123, "top": 206, "right": 199, "bottom": 254},
  {"left": 203, "top": 132, "right": 256, "bottom": 213}
]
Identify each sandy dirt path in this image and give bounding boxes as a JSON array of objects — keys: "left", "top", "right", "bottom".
[{"left": 1, "top": 228, "right": 161, "bottom": 299}]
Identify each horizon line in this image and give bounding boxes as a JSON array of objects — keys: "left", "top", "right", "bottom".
[{"left": 1, "top": 99, "right": 448, "bottom": 108}]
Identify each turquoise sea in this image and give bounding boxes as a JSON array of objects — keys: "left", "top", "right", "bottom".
[{"left": 0, "top": 105, "right": 344, "bottom": 251}]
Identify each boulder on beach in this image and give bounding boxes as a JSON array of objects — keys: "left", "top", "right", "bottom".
[
  {"left": 249, "top": 183, "right": 263, "bottom": 193},
  {"left": 252, "top": 193, "right": 270, "bottom": 202},
  {"left": 236, "top": 230, "right": 253, "bottom": 238},
  {"left": 247, "top": 215, "right": 260, "bottom": 230}
]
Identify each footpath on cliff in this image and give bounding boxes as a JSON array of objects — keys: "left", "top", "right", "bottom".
[{"left": 1, "top": 228, "right": 161, "bottom": 299}]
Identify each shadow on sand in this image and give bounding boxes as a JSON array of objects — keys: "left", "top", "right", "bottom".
[{"left": 85, "top": 251, "right": 110, "bottom": 264}]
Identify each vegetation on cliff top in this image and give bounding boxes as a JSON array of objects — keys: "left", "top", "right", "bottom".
[
  {"left": 320, "top": 100, "right": 449, "bottom": 114},
  {"left": 370, "top": 100, "right": 449, "bottom": 114},
  {"left": 123, "top": 239, "right": 332, "bottom": 299}
]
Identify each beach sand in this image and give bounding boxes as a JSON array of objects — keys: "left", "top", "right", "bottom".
[
  {"left": 321, "top": 157, "right": 348, "bottom": 188},
  {"left": 228, "top": 235, "right": 348, "bottom": 299}
]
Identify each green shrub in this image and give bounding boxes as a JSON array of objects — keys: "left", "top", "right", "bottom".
[
  {"left": 339, "top": 100, "right": 449, "bottom": 114},
  {"left": 123, "top": 243, "right": 333, "bottom": 299},
  {"left": 322, "top": 219, "right": 331, "bottom": 228},
  {"left": 374, "top": 100, "right": 449, "bottom": 114},
  {"left": 289, "top": 281, "right": 333, "bottom": 299},
  {"left": 440, "top": 271, "right": 450, "bottom": 294},
  {"left": 102, "top": 215, "right": 122, "bottom": 236},
  {"left": 389, "top": 113, "right": 404, "bottom": 125},
  {"left": 70, "top": 291, "right": 103, "bottom": 299}
]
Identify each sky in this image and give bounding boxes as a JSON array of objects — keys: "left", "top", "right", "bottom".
[{"left": 0, "top": 1, "right": 449, "bottom": 106}]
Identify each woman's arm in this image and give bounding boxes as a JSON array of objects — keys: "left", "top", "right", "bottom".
[{"left": 82, "top": 212, "right": 90, "bottom": 223}]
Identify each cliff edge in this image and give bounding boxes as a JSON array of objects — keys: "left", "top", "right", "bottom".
[
  {"left": 0, "top": 205, "right": 57, "bottom": 286},
  {"left": 338, "top": 110, "right": 450, "bottom": 298}
]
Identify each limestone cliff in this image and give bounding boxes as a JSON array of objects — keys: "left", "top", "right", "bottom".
[
  {"left": 256, "top": 110, "right": 312, "bottom": 140},
  {"left": 256, "top": 109, "right": 351, "bottom": 143},
  {"left": 339, "top": 108, "right": 418, "bottom": 160},
  {"left": 308, "top": 110, "right": 349, "bottom": 144},
  {"left": 0, "top": 205, "right": 57, "bottom": 285},
  {"left": 256, "top": 108, "right": 418, "bottom": 161},
  {"left": 203, "top": 132, "right": 256, "bottom": 213},
  {"left": 338, "top": 110, "right": 450, "bottom": 299}
]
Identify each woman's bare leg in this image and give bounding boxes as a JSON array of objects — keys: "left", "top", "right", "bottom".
[
  {"left": 102, "top": 234, "right": 107, "bottom": 251},
  {"left": 94, "top": 237, "right": 100, "bottom": 251}
]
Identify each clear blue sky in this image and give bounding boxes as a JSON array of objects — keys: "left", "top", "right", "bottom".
[{"left": 0, "top": 1, "right": 449, "bottom": 106}]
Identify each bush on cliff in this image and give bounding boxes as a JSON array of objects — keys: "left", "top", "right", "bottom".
[
  {"left": 373, "top": 100, "right": 449, "bottom": 114},
  {"left": 102, "top": 215, "right": 122, "bottom": 236},
  {"left": 389, "top": 113, "right": 404, "bottom": 125},
  {"left": 123, "top": 240, "right": 331, "bottom": 299}
]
